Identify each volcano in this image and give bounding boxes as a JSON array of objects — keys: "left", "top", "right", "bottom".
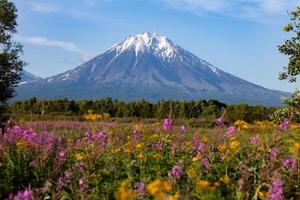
[{"left": 15, "top": 32, "right": 288, "bottom": 106}]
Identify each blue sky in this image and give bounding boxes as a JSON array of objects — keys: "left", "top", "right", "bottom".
[{"left": 13, "top": 0, "right": 299, "bottom": 92}]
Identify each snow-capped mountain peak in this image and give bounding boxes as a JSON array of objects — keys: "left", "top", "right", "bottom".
[
  {"left": 111, "top": 32, "right": 179, "bottom": 59},
  {"left": 15, "top": 32, "right": 289, "bottom": 106}
]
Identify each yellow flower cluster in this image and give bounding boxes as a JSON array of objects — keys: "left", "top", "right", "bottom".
[
  {"left": 197, "top": 180, "right": 219, "bottom": 191},
  {"left": 235, "top": 120, "right": 249, "bottom": 131},
  {"left": 75, "top": 153, "right": 86, "bottom": 161},
  {"left": 220, "top": 175, "right": 230, "bottom": 185},
  {"left": 290, "top": 143, "right": 300, "bottom": 154},
  {"left": 115, "top": 180, "right": 136, "bottom": 200},
  {"left": 229, "top": 137, "right": 240, "bottom": 152},
  {"left": 146, "top": 179, "right": 172, "bottom": 199},
  {"left": 254, "top": 120, "right": 276, "bottom": 130},
  {"left": 133, "top": 123, "right": 144, "bottom": 131},
  {"left": 16, "top": 140, "right": 28, "bottom": 149},
  {"left": 290, "top": 124, "right": 300, "bottom": 130},
  {"left": 83, "top": 112, "right": 111, "bottom": 121}
]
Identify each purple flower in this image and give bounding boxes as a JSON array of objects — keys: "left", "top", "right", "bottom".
[
  {"left": 200, "top": 158, "right": 210, "bottom": 170},
  {"left": 134, "top": 182, "right": 145, "bottom": 195},
  {"left": 192, "top": 134, "right": 199, "bottom": 148},
  {"left": 179, "top": 125, "right": 187, "bottom": 133},
  {"left": 278, "top": 118, "right": 290, "bottom": 132},
  {"left": 76, "top": 162, "right": 84, "bottom": 173},
  {"left": 163, "top": 118, "right": 173, "bottom": 131},
  {"left": 171, "top": 165, "right": 183, "bottom": 179},
  {"left": 94, "top": 131, "right": 108, "bottom": 144},
  {"left": 215, "top": 117, "right": 225, "bottom": 127},
  {"left": 133, "top": 129, "right": 142, "bottom": 141},
  {"left": 268, "top": 178, "right": 284, "bottom": 200},
  {"left": 270, "top": 150, "right": 279, "bottom": 160},
  {"left": 249, "top": 135, "right": 259, "bottom": 145},
  {"left": 197, "top": 142, "right": 206, "bottom": 154},
  {"left": 237, "top": 178, "right": 244, "bottom": 189},
  {"left": 283, "top": 157, "right": 297, "bottom": 173},
  {"left": 84, "top": 131, "right": 93, "bottom": 141},
  {"left": 77, "top": 178, "right": 89, "bottom": 193},
  {"left": 57, "top": 148, "right": 67, "bottom": 161},
  {"left": 29, "top": 160, "right": 37, "bottom": 167},
  {"left": 147, "top": 142, "right": 163, "bottom": 150},
  {"left": 226, "top": 125, "right": 236, "bottom": 137},
  {"left": 7, "top": 188, "right": 33, "bottom": 200}
]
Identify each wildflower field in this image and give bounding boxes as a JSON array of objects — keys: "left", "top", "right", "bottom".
[{"left": 0, "top": 117, "right": 299, "bottom": 200}]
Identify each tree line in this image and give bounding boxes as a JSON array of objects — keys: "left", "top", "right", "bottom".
[{"left": 8, "top": 97, "right": 276, "bottom": 123}]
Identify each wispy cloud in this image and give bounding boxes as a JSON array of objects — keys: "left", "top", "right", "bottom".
[
  {"left": 16, "top": 35, "right": 95, "bottom": 62},
  {"left": 29, "top": 2, "right": 60, "bottom": 13},
  {"left": 161, "top": 0, "right": 298, "bottom": 21}
]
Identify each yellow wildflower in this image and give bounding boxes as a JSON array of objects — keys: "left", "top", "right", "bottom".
[
  {"left": 153, "top": 153, "right": 163, "bottom": 160},
  {"left": 75, "top": 153, "right": 85, "bottom": 161},
  {"left": 258, "top": 190, "right": 267, "bottom": 199},
  {"left": 290, "top": 124, "right": 300, "bottom": 130},
  {"left": 16, "top": 140, "right": 28, "bottom": 149},
  {"left": 290, "top": 143, "right": 300, "bottom": 154},
  {"left": 235, "top": 120, "right": 249, "bottom": 131},
  {"left": 202, "top": 136, "right": 208, "bottom": 142},
  {"left": 187, "top": 168, "right": 198, "bottom": 179},
  {"left": 136, "top": 143, "right": 144, "bottom": 149},
  {"left": 220, "top": 175, "right": 230, "bottom": 185},
  {"left": 115, "top": 180, "right": 136, "bottom": 200},
  {"left": 147, "top": 179, "right": 172, "bottom": 197},
  {"left": 192, "top": 156, "right": 201, "bottom": 162},
  {"left": 218, "top": 144, "right": 227, "bottom": 152},
  {"left": 229, "top": 140, "right": 240, "bottom": 151},
  {"left": 133, "top": 124, "right": 143, "bottom": 131},
  {"left": 197, "top": 180, "right": 218, "bottom": 191},
  {"left": 168, "top": 192, "right": 180, "bottom": 200},
  {"left": 137, "top": 152, "right": 144, "bottom": 159}
]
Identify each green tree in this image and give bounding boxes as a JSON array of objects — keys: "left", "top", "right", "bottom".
[
  {"left": 0, "top": 0, "right": 26, "bottom": 128},
  {"left": 278, "top": 6, "right": 300, "bottom": 82}
]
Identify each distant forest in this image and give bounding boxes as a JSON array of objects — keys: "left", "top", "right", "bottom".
[{"left": 8, "top": 97, "right": 277, "bottom": 123}]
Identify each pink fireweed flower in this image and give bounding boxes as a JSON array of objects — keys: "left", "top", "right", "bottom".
[
  {"left": 278, "top": 118, "right": 290, "bottom": 132},
  {"left": 201, "top": 158, "right": 211, "bottom": 170},
  {"left": 237, "top": 178, "right": 244, "bottom": 189},
  {"left": 133, "top": 129, "right": 142, "bottom": 141},
  {"left": 192, "top": 134, "right": 199, "bottom": 148},
  {"left": 77, "top": 178, "right": 89, "bottom": 193},
  {"left": 163, "top": 118, "right": 173, "bottom": 131},
  {"left": 197, "top": 142, "right": 206, "bottom": 154},
  {"left": 215, "top": 116, "right": 225, "bottom": 127},
  {"left": 283, "top": 157, "right": 297, "bottom": 173},
  {"left": 171, "top": 165, "right": 183, "bottom": 179},
  {"left": 84, "top": 131, "right": 93, "bottom": 141},
  {"left": 134, "top": 182, "right": 145, "bottom": 195},
  {"left": 76, "top": 162, "right": 84, "bottom": 173},
  {"left": 147, "top": 141, "right": 163, "bottom": 150},
  {"left": 57, "top": 148, "right": 67, "bottom": 161},
  {"left": 62, "top": 170, "right": 73, "bottom": 184},
  {"left": 179, "top": 125, "right": 187, "bottom": 134},
  {"left": 270, "top": 150, "right": 279, "bottom": 160},
  {"left": 249, "top": 135, "right": 260, "bottom": 145},
  {"left": 7, "top": 188, "right": 33, "bottom": 200},
  {"left": 268, "top": 178, "right": 284, "bottom": 200},
  {"left": 226, "top": 125, "right": 237, "bottom": 137},
  {"left": 94, "top": 131, "right": 108, "bottom": 144}
]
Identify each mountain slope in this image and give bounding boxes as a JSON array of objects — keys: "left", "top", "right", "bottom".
[
  {"left": 15, "top": 32, "right": 289, "bottom": 106},
  {"left": 19, "top": 71, "right": 41, "bottom": 84}
]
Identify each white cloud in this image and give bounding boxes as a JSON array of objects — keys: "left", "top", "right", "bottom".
[
  {"left": 29, "top": 2, "right": 60, "bottom": 13},
  {"left": 162, "top": 0, "right": 299, "bottom": 20},
  {"left": 16, "top": 35, "right": 94, "bottom": 62}
]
